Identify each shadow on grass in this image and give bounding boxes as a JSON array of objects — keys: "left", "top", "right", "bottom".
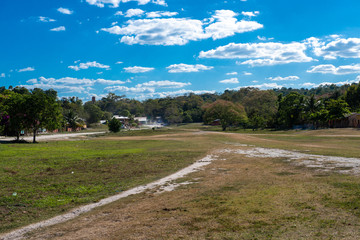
[{"left": 0, "top": 139, "right": 34, "bottom": 144}]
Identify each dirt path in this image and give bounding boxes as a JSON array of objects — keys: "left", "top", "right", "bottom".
[
  {"left": 0, "top": 132, "right": 106, "bottom": 142},
  {"left": 2, "top": 130, "right": 360, "bottom": 239},
  {"left": 0, "top": 154, "right": 219, "bottom": 240}
]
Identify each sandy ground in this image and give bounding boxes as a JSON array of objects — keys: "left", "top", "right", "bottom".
[{"left": 0, "top": 132, "right": 106, "bottom": 142}]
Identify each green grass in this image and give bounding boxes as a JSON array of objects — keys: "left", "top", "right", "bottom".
[{"left": 0, "top": 139, "right": 207, "bottom": 233}]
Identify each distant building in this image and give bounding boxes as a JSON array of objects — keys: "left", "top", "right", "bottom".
[
  {"left": 329, "top": 113, "right": 360, "bottom": 128},
  {"left": 92, "top": 96, "right": 96, "bottom": 103},
  {"left": 134, "top": 117, "right": 147, "bottom": 125},
  {"left": 113, "top": 115, "right": 130, "bottom": 125}
]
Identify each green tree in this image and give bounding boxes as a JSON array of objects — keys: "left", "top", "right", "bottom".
[
  {"left": 345, "top": 83, "right": 360, "bottom": 112},
  {"left": 84, "top": 102, "right": 104, "bottom": 124},
  {"left": 24, "top": 89, "right": 63, "bottom": 143},
  {"left": 276, "top": 92, "right": 305, "bottom": 128},
  {"left": 325, "top": 99, "right": 350, "bottom": 120},
  {"left": 164, "top": 105, "right": 183, "bottom": 124},
  {"left": 0, "top": 91, "right": 27, "bottom": 140},
  {"left": 203, "top": 100, "right": 248, "bottom": 131},
  {"left": 108, "top": 117, "right": 122, "bottom": 133}
]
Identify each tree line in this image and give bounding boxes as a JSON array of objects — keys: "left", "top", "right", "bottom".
[{"left": 1, "top": 82, "right": 360, "bottom": 141}]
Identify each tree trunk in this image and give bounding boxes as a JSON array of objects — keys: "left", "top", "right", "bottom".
[
  {"left": 16, "top": 132, "right": 20, "bottom": 141},
  {"left": 33, "top": 128, "right": 37, "bottom": 143}
]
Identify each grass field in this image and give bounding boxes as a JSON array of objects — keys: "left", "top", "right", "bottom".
[
  {"left": 0, "top": 135, "right": 213, "bottom": 233},
  {"left": 2, "top": 125, "right": 360, "bottom": 239}
]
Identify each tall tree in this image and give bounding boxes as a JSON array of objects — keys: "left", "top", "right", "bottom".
[
  {"left": 277, "top": 92, "right": 305, "bottom": 128},
  {"left": 24, "top": 89, "right": 63, "bottom": 143},
  {"left": 203, "top": 100, "right": 248, "bottom": 131}
]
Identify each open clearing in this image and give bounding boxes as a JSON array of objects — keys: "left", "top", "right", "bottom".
[{"left": 2, "top": 126, "right": 360, "bottom": 239}]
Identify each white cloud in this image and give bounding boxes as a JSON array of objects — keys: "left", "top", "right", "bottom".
[
  {"left": 204, "top": 10, "right": 263, "bottom": 40},
  {"left": 57, "top": 7, "right": 73, "bottom": 15},
  {"left": 301, "top": 78, "right": 360, "bottom": 88},
  {"left": 241, "top": 11, "right": 259, "bottom": 17},
  {"left": 243, "top": 71, "right": 252, "bottom": 75},
  {"left": 167, "top": 64, "right": 213, "bottom": 73},
  {"left": 249, "top": 83, "right": 283, "bottom": 89},
  {"left": 85, "top": 0, "right": 166, "bottom": 8},
  {"left": 307, "top": 64, "right": 360, "bottom": 75},
  {"left": 115, "top": 11, "right": 123, "bottom": 16},
  {"left": 102, "top": 18, "right": 204, "bottom": 45},
  {"left": 102, "top": 10, "right": 262, "bottom": 46},
  {"left": 226, "top": 72, "right": 238, "bottom": 75},
  {"left": 136, "top": 80, "right": 191, "bottom": 88},
  {"left": 200, "top": 42, "right": 313, "bottom": 66},
  {"left": 257, "top": 36, "right": 274, "bottom": 41},
  {"left": 1, "top": 73, "right": 5, "bottom": 78},
  {"left": 146, "top": 11, "right": 178, "bottom": 18},
  {"left": 38, "top": 16, "right": 56, "bottom": 22},
  {"left": 95, "top": 79, "right": 125, "bottom": 84},
  {"left": 68, "top": 61, "right": 110, "bottom": 71},
  {"left": 153, "top": 89, "right": 216, "bottom": 98},
  {"left": 18, "top": 67, "right": 35, "bottom": 72},
  {"left": 124, "top": 66, "right": 154, "bottom": 73},
  {"left": 267, "top": 76, "right": 300, "bottom": 81},
  {"left": 22, "top": 76, "right": 126, "bottom": 94},
  {"left": 115, "top": 61, "right": 123, "bottom": 64},
  {"left": 220, "top": 78, "right": 239, "bottom": 84},
  {"left": 105, "top": 85, "right": 155, "bottom": 93},
  {"left": 311, "top": 38, "right": 360, "bottom": 60},
  {"left": 50, "top": 26, "right": 66, "bottom": 31},
  {"left": 125, "top": 9, "right": 145, "bottom": 17}
]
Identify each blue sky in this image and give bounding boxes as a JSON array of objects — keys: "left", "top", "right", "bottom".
[{"left": 1, "top": 0, "right": 360, "bottom": 100}]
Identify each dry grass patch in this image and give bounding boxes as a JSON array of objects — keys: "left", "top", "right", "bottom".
[{"left": 26, "top": 147, "right": 360, "bottom": 239}]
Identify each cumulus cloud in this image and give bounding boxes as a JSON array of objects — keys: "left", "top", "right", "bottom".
[
  {"left": 136, "top": 80, "right": 191, "bottom": 88},
  {"left": 220, "top": 78, "right": 239, "bottom": 84},
  {"left": 105, "top": 85, "right": 155, "bottom": 93},
  {"left": 68, "top": 61, "right": 110, "bottom": 71},
  {"left": 241, "top": 11, "right": 259, "bottom": 17},
  {"left": 85, "top": 0, "right": 166, "bottom": 8},
  {"left": 200, "top": 42, "right": 313, "bottom": 66},
  {"left": 307, "top": 64, "right": 360, "bottom": 75},
  {"left": 0, "top": 73, "right": 5, "bottom": 78},
  {"left": 226, "top": 72, "right": 238, "bottom": 75},
  {"left": 57, "top": 7, "right": 73, "bottom": 15},
  {"left": 125, "top": 9, "right": 145, "bottom": 17},
  {"left": 204, "top": 10, "right": 263, "bottom": 40},
  {"left": 311, "top": 37, "right": 360, "bottom": 60},
  {"left": 151, "top": 89, "right": 216, "bottom": 98},
  {"left": 124, "top": 66, "right": 154, "bottom": 73},
  {"left": 301, "top": 78, "right": 360, "bottom": 88},
  {"left": 267, "top": 76, "right": 300, "bottom": 81},
  {"left": 22, "top": 76, "right": 126, "bottom": 94},
  {"left": 146, "top": 11, "right": 178, "bottom": 18},
  {"left": 38, "top": 16, "right": 56, "bottom": 22},
  {"left": 18, "top": 67, "right": 35, "bottom": 72},
  {"left": 167, "top": 64, "right": 213, "bottom": 73},
  {"left": 50, "top": 26, "right": 66, "bottom": 31},
  {"left": 243, "top": 71, "right": 253, "bottom": 75},
  {"left": 249, "top": 83, "right": 283, "bottom": 89},
  {"left": 257, "top": 36, "right": 274, "bottom": 41},
  {"left": 102, "top": 10, "right": 262, "bottom": 45}
]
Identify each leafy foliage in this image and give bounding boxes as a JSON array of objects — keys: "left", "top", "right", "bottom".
[
  {"left": 108, "top": 117, "right": 122, "bottom": 133},
  {"left": 203, "top": 100, "right": 248, "bottom": 131}
]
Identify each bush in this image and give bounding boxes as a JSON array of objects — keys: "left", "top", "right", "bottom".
[{"left": 108, "top": 118, "right": 122, "bottom": 133}]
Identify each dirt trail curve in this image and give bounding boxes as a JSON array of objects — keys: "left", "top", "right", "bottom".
[
  {"left": 2, "top": 130, "right": 360, "bottom": 239},
  {"left": 0, "top": 155, "right": 218, "bottom": 240}
]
